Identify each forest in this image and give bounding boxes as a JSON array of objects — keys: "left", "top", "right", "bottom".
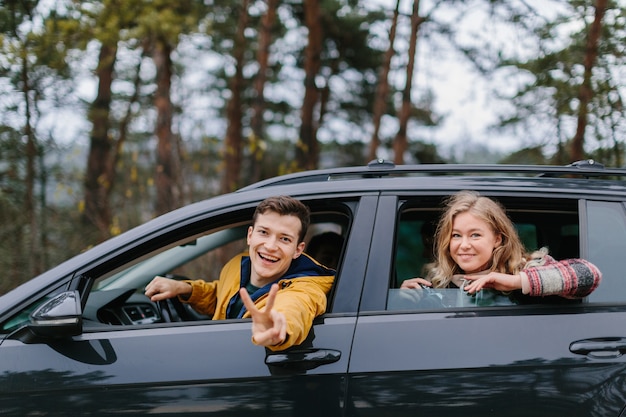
[{"left": 0, "top": 0, "right": 624, "bottom": 293}]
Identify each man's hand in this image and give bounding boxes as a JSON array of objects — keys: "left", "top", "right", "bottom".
[
  {"left": 239, "top": 283, "right": 287, "bottom": 347},
  {"left": 462, "top": 272, "right": 522, "bottom": 294},
  {"left": 145, "top": 276, "right": 192, "bottom": 302}
]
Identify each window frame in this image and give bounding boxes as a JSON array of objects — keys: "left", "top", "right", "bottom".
[{"left": 360, "top": 193, "right": 605, "bottom": 314}]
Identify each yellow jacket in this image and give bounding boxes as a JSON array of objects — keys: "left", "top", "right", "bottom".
[{"left": 182, "top": 252, "right": 335, "bottom": 351}]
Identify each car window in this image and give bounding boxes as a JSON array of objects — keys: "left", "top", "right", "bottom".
[
  {"left": 82, "top": 205, "right": 351, "bottom": 326},
  {"left": 394, "top": 212, "right": 439, "bottom": 288},
  {"left": 84, "top": 223, "right": 251, "bottom": 325},
  {"left": 0, "top": 201, "right": 352, "bottom": 333},
  {"left": 388, "top": 197, "right": 582, "bottom": 311},
  {"left": 95, "top": 225, "right": 250, "bottom": 292},
  {"left": 586, "top": 200, "right": 626, "bottom": 304}
]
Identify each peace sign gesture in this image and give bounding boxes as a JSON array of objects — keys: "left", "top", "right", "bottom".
[{"left": 239, "top": 283, "right": 287, "bottom": 347}]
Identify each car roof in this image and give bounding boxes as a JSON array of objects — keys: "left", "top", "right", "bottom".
[{"left": 238, "top": 159, "right": 626, "bottom": 200}]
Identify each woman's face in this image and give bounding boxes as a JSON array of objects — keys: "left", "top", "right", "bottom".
[{"left": 449, "top": 211, "right": 502, "bottom": 274}]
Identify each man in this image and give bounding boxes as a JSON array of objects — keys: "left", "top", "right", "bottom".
[{"left": 145, "top": 195, "right": 336, "bottom": 351}]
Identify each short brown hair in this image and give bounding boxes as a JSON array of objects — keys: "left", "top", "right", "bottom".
[{"left": 252, "top": 196, "right": 310, "bottom": 242}]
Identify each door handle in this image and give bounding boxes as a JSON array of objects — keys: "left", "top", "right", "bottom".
[
  {"left": 569, "top": 337, "right": 626, "bottom": 359},
  {"left": 265, "top": 348, "right": 341, "bottom": 369}
]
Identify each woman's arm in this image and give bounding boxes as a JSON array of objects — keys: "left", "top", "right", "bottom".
[{"left": 522, "top": 256, "right": 602, "bottom": 298}]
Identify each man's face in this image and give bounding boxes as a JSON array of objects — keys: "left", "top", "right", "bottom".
[{"left": 247, "top": 211, "right": 305, "bottom": 286}]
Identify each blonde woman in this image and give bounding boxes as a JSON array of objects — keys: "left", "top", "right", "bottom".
[{"left": 401, "top": 191, "right": 601, "bottom": 302}]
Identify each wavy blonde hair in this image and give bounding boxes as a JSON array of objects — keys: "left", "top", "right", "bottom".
[{"left": 429, "top": 191, "right": 527, "bottom": 288}]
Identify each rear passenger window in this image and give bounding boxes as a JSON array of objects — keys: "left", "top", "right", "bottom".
[
  {"left": 586, "top": 201, "right": 626, "bottom": 304},
  {"left": 395, "top": 216, "right": 438, "bottom": 288},
  {"left": 515, "top": 224, "right": 538, "bottom": 252},
  {"left": 388, "top": 197, "right": 583, "bottom": 311}
]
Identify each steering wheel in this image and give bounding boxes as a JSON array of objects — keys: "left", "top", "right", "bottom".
[
  {"left": 155, "top": 274, "right": 196, "bottom": 322},
  {"left": 157, "top": 298, "right": 185, "bottom": 322}
]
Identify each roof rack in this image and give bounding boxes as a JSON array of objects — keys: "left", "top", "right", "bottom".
[{"left": 238, "top": 159, "right": 626, "bottom": 191}]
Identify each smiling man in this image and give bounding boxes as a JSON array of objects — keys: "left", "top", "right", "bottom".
[{"left": 145, "top": 196, "right": 336, "bottom": 351}]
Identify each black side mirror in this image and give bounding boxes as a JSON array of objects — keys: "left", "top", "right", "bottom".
[{"left": 28, "top": 290, "right": 83, "bottom": 338}]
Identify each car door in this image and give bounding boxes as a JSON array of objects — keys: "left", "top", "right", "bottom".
[
  {"left": 347, "top": 194, "right": 626, "bottom": 417},
  {"left": 0, "top": 194, "right": 378, "bottom": 416}
]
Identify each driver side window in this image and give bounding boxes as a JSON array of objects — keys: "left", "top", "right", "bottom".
[
  {"left": 87, "top": 224, "right": 251, "bottom": 325},
  {"left": 84, "top": 207, "right": 350, "bottom": 327}
]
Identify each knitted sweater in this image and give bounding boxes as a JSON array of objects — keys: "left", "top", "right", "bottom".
[{"left": 520, "top": 250, "right": 601, "bottom": 298}]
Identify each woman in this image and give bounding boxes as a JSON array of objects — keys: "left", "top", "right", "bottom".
[{"left": 401, "top": 191, "right": 601, "bottom": 301}]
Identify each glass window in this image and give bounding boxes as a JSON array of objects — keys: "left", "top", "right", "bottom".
[
  {"left": 1, "top": 202, "right": 352, "bottom": 333},
  {"left": 586, "top": 201, "right": 626, "bottom": 304},
  {"left": 515, "top": 223, "right": 538, "bottom": 252},
  {"left": 84, "top": 206, "right": 350, "bottom": 325}
]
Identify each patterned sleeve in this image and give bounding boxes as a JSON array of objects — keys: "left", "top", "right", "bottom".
[{"left": 523, "top": 255, "right": 602, "bottom": 298}]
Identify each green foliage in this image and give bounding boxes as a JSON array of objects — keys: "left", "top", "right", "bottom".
[
  {"left": 488, "top": 0, "right": 626, "bottom": 164},
  {"left": 499, "top": 146, "right": 548, "bottom": 165},
  {"left": 0, "top": 0, "right": 625, "bottom": 294},
  {"left": 134, "top": 0, "right": 203, "bottom": 45},
  {"left": 0, "top": 125, "right": 26, "bottom": 208},
  {"left": 0, "top": 0, "right": 39, "bottom": 33},
  {"left": 411, "top": 141, "right": 448, "bottom": 164}
]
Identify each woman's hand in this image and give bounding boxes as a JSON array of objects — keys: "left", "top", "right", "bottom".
[
  {"left": 462, "top": 272, "right": 522, "bottom": 294},
  {"left": 400, "top": 277, "right": 432, "bottom": 289}
]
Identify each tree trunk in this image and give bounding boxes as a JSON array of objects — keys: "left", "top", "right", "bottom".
[
  {"left": 84, "top": 42, "right": 117, "bottom": 240},
  {"left": 317, "top": 65, "right": 332, "bottom": 134},
  {"left": 316, "top": 58, "right": 339, "bottom": 153},
  {"left": 296, "top": 0, "right": 323, "bottom": 172},
  {"left": 393, "top": 0, "right": 422, "bottom": 165},
  {"left": 368, "top": 0, "right": 400, "bottom": 163},
  {"left": 153, "top": 38, "right": 181, "bottom": 215},
  {"left": 248, "top": 0, "right": 277, "bottom": 184},
  {"left": 221, "top": 0, "right": 250, "bottom": 193},
  {"left": 570, "top": 0, "right": 607, "bottom": 162},
  {"left": 116, "top": 53, "right": 144, "bottom": 177},
  {"left": 22, "top": 51, "right": 41, "bottom": 276}
]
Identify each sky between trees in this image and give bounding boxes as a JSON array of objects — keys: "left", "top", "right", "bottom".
[{"left": 0, "top": 0, "right": 624, "bottom": 291}]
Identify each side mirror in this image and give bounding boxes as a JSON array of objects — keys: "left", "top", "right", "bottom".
[{"left": 28, "top": 290, "right": 83, "bottom": 338}]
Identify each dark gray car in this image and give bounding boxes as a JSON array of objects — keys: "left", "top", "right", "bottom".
[{"left": 1, "top": 160, "right": 626, "bottom": 416}]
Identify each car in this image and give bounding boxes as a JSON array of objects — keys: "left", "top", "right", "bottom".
[{"left": 1, "top": 159, "right": 626, "bottom": 416}]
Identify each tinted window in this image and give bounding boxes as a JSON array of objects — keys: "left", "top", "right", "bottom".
[
  {"left": 394, "top": 214, "right": 438, "bottom": 287},
  {"left": 586, "top": 201, "right": 626, "bottom": 304}
]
